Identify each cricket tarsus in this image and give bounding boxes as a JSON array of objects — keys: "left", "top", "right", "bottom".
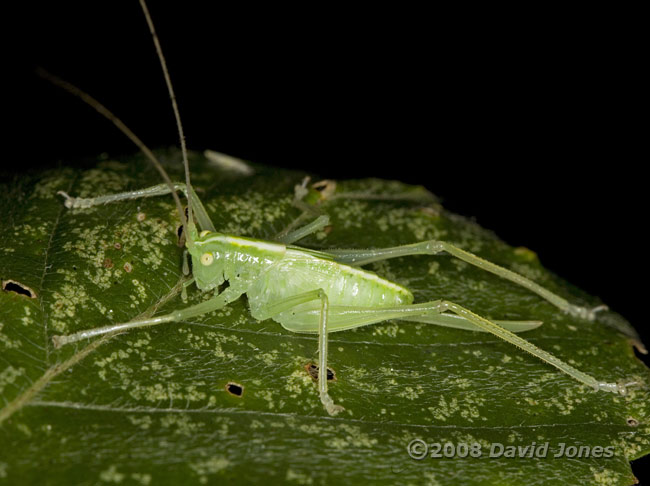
[{"left": 50, "top": 0, "right": 639, "bottom": 416}]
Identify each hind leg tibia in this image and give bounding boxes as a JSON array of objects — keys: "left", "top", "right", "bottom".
[{"left": 324, "top": 241, "right": 606, "bottom": 321}]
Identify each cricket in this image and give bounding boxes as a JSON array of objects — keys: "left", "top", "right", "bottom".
[{"left": 44, "top": 0, "right": 636, "bottom": 416}]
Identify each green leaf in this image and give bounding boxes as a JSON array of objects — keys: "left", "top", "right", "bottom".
[{"left": 1, "top": 149, "right": 648, "bottom": 485}]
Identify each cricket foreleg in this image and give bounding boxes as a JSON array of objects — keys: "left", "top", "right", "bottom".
[
  {"left": 180, "top": 277, "right": 195, "bottom": 302},
  {"left": 326, "top": 241, "right": 606, "bottom": 321},
  {"left": 58, "top": 183, "right": 184, "bottom": 208},
  {"left": 58, "top": 182, "right": 216, "bottom": 232},
  {"left": 258, "top": 289, "right": 344, "bottom": 416},
  {"left": 52, "top": 287, "right": 242, "bottom": 348}
]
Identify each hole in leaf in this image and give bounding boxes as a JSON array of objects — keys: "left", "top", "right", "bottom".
[
  {"left": 176, "top": 207, "right": 190, "bottom": 247},
  {"left": 627, "top": 417, "right": 639, "bottom": 427},
  {"left": 305, "top": 363, "right": 336, "bottom": 382},
  {"left": 226, "top": 382, "right": 244, "bottom": 397},
  {"left": 2, "top": 280, "right": 37, "bottom": 298}
]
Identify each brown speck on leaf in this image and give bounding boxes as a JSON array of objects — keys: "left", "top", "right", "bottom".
[
  {"left": 312, "top": 179, "right": 337, "bottom": 200},
  {"left": 418, "top": 206, "right": 441, "bottom": 218},
  {"left": 124, "top": 262, "right": 133, "bottom": 273},
  {"left": 305, "top": 363, "right": 336, "bottom": 382},
  {"left": 103, "top": 258, "right": 114, "bottom": 269},
  {"left": 137, "top": 212, "right": 146, "bottom": 222},
  {"left": 114, "top": 242, "right": 122, "bottom": 250}
]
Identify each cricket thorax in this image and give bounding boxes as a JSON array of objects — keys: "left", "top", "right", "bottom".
[{"left": 190, "top": 232, "right": 286, "bottom": 292}]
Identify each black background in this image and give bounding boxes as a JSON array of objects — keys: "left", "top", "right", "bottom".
[{"left": 6, "top": 3, "right": 648, "bottom": 480}]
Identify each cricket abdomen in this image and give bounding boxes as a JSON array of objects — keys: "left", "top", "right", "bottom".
[{"left": 247, "top": 248, "right": 413, "bottom": 328}]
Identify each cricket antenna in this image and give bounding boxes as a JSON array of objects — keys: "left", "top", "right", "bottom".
[
  {"left": 139, "top": 0, "right": 194, "bottom": 234},
  {"left": 34, "top": 68, "right": 188, "bottom": 232}
]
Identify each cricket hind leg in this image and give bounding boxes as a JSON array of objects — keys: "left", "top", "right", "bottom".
[
  {"left": 324, "top": 241, "right": 607, "bottom": 321},
  {"left": 275, "top": 215, "right": 330, "bottom": 244},
  {"left": 256, "top": 288, "right": 344, "bottom": 416},
  {"left": 58, "top": 182, "right": 216, "bottom": 233},
  {"left": 290, "top": 300, "right": 633, "bottom": 395},
  {"left": 399, "top": 313, "right": 543, "bottom": 333},
  {"left": 273, "top": 176, "right": 333, "bottom": 244}
]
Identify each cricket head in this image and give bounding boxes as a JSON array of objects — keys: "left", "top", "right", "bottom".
[
  {"left": 188, "top": 233, "right": 286, "bottom": 293},
  {"left": 187, "top": 231, "right": 227, "bottom": 292}
]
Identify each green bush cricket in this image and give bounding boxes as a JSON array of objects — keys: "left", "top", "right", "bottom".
[{"left": 44, "top": 0, "right": 637, "bottom": 416}]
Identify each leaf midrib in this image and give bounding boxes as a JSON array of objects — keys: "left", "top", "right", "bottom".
[{"left": 24, "top": 399, "right": 634, "bottom": 432}]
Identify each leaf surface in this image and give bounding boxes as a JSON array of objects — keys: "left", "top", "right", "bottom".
[{"left": 1, "top": 150, "right": 648, "bottom": 485}]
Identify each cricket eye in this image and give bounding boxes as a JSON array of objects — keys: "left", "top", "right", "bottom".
[{"left": 200, "top": 252, "right": 214, "bottom": 266}]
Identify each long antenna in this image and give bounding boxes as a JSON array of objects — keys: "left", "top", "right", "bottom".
[
  {"left": 139, "top": 0, "right": 193, "bottom": 232},
  {"left": 35, "top": 68, "right": 187, "bottom": 231}
]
